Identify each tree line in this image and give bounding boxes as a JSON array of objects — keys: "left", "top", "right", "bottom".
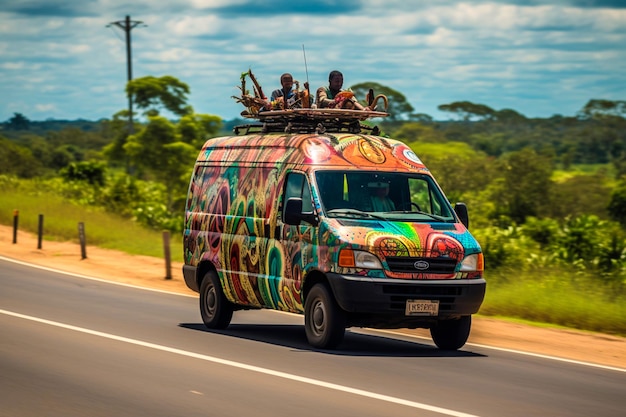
[
  {"left": 1, "top": 75, "right": 625, "bottom": 246},
  {"left": 2, "top": 75, "right": 624, "bottom": 333}
]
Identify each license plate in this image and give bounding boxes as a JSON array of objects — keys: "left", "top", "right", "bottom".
[{"left": 405, "top": 300, "right": 439, "bottom": 316}]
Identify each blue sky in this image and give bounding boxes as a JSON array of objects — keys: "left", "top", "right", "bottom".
[{"left": 1, "top": 0, "right": 625, "bottom": 122}]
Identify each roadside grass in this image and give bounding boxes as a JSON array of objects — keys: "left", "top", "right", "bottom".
[
  {"left": 410, "top": 141, "right": 478, "bottom": 160},
  {"left": 552, "top": 163, "right": 617, "bottom": 184},
  {"left": 0, "top": 186, "right": 183, "bottom": 262},
  {"left": 2, "top": 183, "right": 624, "bottom": 336},
  {"left": 481, "top": 268, "right": 626, "bottom": 337}
]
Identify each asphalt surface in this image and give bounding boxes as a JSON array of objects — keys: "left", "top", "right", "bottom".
[{"left": 1, "top": 259, "right": 624, "bottom": 417}]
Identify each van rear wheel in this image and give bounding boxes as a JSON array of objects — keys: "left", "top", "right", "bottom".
[
  {"left": 199, "top": 270, "right": 233, "bottom": 330},
  {"left": 304, "top": 283, "right": 346, "bottom": 349},
  {"left": 430, "top": 315, "right": 471, "bottom": 350}
]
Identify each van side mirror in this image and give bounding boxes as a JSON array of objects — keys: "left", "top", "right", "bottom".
[
  {"left": 454, "top": 202, "right": 469, "bottom": 229},
  {"left": 284, "top": 198, "right": 319, "bottom": 226}
]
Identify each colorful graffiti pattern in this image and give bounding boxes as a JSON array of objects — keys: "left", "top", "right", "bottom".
[{"left": 184, "top": 133, "right": 482, "bottom": 313}]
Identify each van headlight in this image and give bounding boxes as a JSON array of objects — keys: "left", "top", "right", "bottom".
[
  {"left": 338, "top": 248, "right": 383, "bottom": 269},
  {"left": 459, "top": 253, "right": 484, "bottom": 272}
]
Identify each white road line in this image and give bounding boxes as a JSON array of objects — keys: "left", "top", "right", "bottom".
[
  {"left": 0, "top": 255, "right": 195, "bottom": 297},
  {"left": 0, "top": 308, "right": 479, "bottom": 417},
  {"left": 373, "top": 330, "right": 626, "bottom": 373},
  {"left": 2, "top": 255, "right": 625, "bottom": 373}
]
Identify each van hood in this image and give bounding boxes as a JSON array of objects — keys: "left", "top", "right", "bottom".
[{"left": 328, "top": 218, "right": 480, "bottom": 256}]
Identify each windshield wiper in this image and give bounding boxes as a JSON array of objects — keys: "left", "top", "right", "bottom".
[
  {"left": 326, "top": 208, "right": 388, "bottom": 221},
  {"left": 391, "top": 210, "right": 448, "bottom": 222}
]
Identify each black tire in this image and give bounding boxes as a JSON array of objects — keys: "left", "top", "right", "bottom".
[
  {"left": 199, "top": 270, "right": 233, "bottom": 330},
  {"left": 430, "top": 315, "right": 471, "bottom": 350},
  {"left": 304, "top": 283, "right": 346, "bottom": 349}
]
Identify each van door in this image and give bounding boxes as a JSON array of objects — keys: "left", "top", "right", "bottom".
[{"left": 277, "top": 172, "right": 318, "bottom": 313}]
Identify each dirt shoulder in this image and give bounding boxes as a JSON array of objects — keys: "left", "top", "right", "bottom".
[{"left": 1, "top": 224, "right": 625, "bottom": 369}]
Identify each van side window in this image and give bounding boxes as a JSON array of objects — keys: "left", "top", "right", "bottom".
[
  {"left": 408, "top": 177, "right": 451, "bottom": 217},
  {"left": 284, "top": 172, "right": 314, "bottom": 213}
]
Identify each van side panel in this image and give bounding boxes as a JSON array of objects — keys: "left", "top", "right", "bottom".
[
  {"left": 185, "top": 157, "right": 318, "bottom": 313},
  {"left": 185, "top": 163, "right": 289, "bottom": 308}
]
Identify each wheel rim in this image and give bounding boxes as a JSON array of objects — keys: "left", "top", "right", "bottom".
[
  {"left": 204, "top": 285, "right": 217, "bottom": 316},
  {"left": 311, "top": 299, "right": 326, "bottom": 335}
]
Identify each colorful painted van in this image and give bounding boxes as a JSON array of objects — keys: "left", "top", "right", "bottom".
[{"left": 183, "top": 110, "right": 485, "bottom": 350}]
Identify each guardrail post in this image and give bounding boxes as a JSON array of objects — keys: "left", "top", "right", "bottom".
[
  {"left": 12, "top": 209, "right": 19, "bottom": 244},
  {"left": 163, "top": 230, "right": 172, "bottom": 280},
  {"left": 78, "top": 222, "right": 87, "bottom": 260},
  {"left": 37, "top": 214, "right": 44, "bottom": 250}
]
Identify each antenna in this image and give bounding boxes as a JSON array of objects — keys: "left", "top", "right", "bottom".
[
  {"left": 302, "top": 44, "right": 311, "bottom": 107},
  {"left": 302, "top": 44, "right": 310, "bottom": 86}
]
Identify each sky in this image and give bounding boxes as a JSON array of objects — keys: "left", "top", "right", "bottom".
[{"left": 1, "top": 0, "right": 625, "bottom": 122}]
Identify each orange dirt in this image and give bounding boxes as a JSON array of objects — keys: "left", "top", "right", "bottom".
[{"left": 1, "top": 225, "right": 624, "bottom": 369}]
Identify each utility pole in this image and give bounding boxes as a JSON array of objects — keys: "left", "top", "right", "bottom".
[{"left": 107, "top": 15, "right": 145, "bottom": 134}]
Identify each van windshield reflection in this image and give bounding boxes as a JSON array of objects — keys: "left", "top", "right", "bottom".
[{"left": 315, "top": 171, "right": 455, "bottom": 222}]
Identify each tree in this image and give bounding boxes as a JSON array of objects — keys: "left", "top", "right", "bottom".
[
  {"left": 438, "top": 101, "right": 496, "bottom": 121},
  {"left": 127, "top": 75, "right": 192, "bottom": 117},
  {"left": 409, "top": 113, "right": 433, "bottom": 123},
  {"left": 608, "top": 180, "right": 626, "bottom": 227},
  {"left": 469, "top": 133, "right": 511, "bottom": 157},
  {"left": 495, "top": 148, "right": 554, "bottom": 224},
  {"left": 579, "top": 99, "right": 626, "bottom": 119},
  {"left": 123, "top": 116, "right": 197, "bottom": 209},
  {"left": 0, "top": 136, "right": 43, "bottom": 177},
  {"left": 549, "top": 174, "right": 612, "bottom": 220},
  {"left": 60, "top": 161, "right": 107, "bottom": 186},
  {"left": 494, "top": 108, "right": 527, "bottom": 124},
  {"left": 349, "top": 82, "right": 414, "bottom": 120},
  {"left": 614, "top": 153, "right": 626, "bottom": 179},
  {"left": 393, "top": 123, "right": 445, "bottom": 143},
  {"left": 7, "top": 113, "right": 30, "bottom": 130},
  {"left": 177, "top": 113, "right": 222, "bottom": 148},
  {"left": 102, "top": 111, "right": 135, "bottom": 168},
  {"left": 111, "top": 75, "right": 223, "bottom": 175},
  {"left": 49, "top": 145, "right": 81, "bottom": 170}
]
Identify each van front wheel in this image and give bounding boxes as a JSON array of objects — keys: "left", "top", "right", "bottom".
[
  {"left": 430, "top": 315, "right": 471, "bottom": 350},
  {"left": 199, "top": 270, "right": 233, "bottom": 330},
  {"left": 304, "top": 284, "right": 346, "bottom": 349}
]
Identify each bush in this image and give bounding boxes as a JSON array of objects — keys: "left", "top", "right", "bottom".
[
  {"left": 60, "top": 161, "right": 106, "bottom": 186},
  {"left": 475, "top": 215, "right": 626, "bottom": 287},
  {"left": 608, "top": 179, "right": 626, "bottom": 227}
]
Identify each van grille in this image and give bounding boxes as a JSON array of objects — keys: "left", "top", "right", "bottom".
[
  {"left": 385, "top": 256, "right": 457, "bottom": 274},
  {"left": 382, "top": 284, "right": 463, "bottom": 311}
]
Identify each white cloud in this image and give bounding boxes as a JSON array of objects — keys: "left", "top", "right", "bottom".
[
  {"left": 165, "top": 15, "right": 223, "bottom": 36},
  {"left": 0, "top": 0, "right": 624, "bottom": 121},
  {"left": 1, "top": 61, "right": 27, "bottom": 70},
  {"left": 35, "top": 103, "right": 58, "bottom": 112}
]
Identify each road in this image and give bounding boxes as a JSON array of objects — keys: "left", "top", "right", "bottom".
[{"left": 1, "top": 258, "right": 624, "bottom": 417}]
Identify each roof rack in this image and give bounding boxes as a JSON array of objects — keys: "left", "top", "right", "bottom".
[{"left": 233, "top": 108, "right": 388, "bottom": 135}]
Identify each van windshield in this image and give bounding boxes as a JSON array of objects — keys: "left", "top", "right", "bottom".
[{"left": 315, "top": 171, "right": 455, "bottom": 222}]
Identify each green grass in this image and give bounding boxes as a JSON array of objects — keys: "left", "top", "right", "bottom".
[
  {"left": 411, "top": 141, "right": 479, "bottom": 159},
  {"left": 481, "top": 269, "right": 626, "bottom": 336},
  {"left": 553, "top": 163, "right": 617, "bottom": 183},
  {"left": 0, "top": 186, "right": 183, "bottom": 262},
  {"left": 2, "top": 181, "right": 624, "bottom": 336}
]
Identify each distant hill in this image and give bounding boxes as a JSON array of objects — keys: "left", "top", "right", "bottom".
[
  {"left": 0, "top": 116, "right": 248, "bottom": 138},
  {"left": 0, "top": 118, "right": 106, "bottom": 139}
]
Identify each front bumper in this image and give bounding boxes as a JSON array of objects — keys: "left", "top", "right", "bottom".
[{"left": 326, "top": 272, "right": 486, "bottom": 327}]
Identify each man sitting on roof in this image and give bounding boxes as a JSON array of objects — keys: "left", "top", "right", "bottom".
[
  {"left": 270, "top": 73, "right": 310, "bottom": 110},
  {"left": 316, "top": 70, "right": 369, "bottom": 110}
]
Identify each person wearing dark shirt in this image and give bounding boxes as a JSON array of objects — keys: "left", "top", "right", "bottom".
[
  {"left": 270, "top": 73, "right": 309, "bottom": 109},
  {"left": 316, "top": 70, "right": 368, "bottom": 110}
]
